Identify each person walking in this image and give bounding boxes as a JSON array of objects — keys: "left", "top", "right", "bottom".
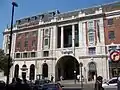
[
  {"left": 77, "top": 75, "right": 80, "bottom": 82},
  {"left": 51, "top": 75, "right": 54, "bottom": 82},
  {"left": 94, "top": 76, "right": 104, "bottom": 90}
]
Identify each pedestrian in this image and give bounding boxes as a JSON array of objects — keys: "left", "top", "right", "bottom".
[
  {"left": 60, "top": 76, "right": 63, "bottom": 81},
  {"left": 51, "top": 75, "right": 54, "bottom": 82},
  {"left": 94, "top": 76, "right": 104, "bottom": 90},
  {"left": 77, "top": 75, "right": 80, "bottom": 82}
]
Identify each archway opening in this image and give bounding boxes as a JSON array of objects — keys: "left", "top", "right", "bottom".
[
  {"left": 55, "top": 55, "right": 79, "bottom": 81},
  {"left": 29, "top": 64, "right": 35, "bottom": 80},
  {"left": 21, "top": 64, "right": 27, "bottom": 80},
  {"left": 88, "top": 62, "right": 97, "bottom": 81},
  {"left": 42, "top": 63, "right": 48, "bottom": 78},
  {"left": 14, "top": 64, "right": 19, "bottom": 78}
]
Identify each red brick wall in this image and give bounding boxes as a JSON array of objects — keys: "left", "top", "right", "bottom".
[
  {"left": 104, "top": 17, "right": 120, "bottom": 45},
  {"left": 15, "top": 30, "right": 38, "bottom": 52}
]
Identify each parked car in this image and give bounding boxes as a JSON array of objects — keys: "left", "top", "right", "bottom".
[
  {"left": 33, "top": 79, "right": 51, "bottom": 90},
  {"left": 102, "top": 77, "right": 118, "bottom": 88},
  {"left": 35, "top": 79, "right": 51, "bottom": 85},
  {"left": 41, "top": 83, "right": 64, "bottom": 90}
]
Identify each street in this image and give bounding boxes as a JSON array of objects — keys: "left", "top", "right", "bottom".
[
  {"left": 62, "top": 83, "right": 117, "bottom": 90},
  {"left": 61, "top": 81, "right": 94, "bottom": 90}
]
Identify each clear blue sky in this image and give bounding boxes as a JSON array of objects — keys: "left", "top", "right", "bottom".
[{"left": 0, "top": 0, "right": 117, "bottom": 48}]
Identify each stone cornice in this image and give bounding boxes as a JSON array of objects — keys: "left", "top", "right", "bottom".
[{"left": 13, "top": 57, "right": 57, "bottom": 61}]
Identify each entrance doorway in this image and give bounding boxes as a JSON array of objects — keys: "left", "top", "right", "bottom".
[
  {"left": 88, "top": 62, "right": 97, "bottom": 81},
  {"left": 42, "top": 63, "right": 48, "bottom": 78},
  {"left": 55, "top": 55, "right": 79, "bottom": 81}
]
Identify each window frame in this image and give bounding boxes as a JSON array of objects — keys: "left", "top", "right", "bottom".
[
  {"left": 108, "top": 31, "right": 115, "bottom": 40},
  {"left": 108, "top": 18, "right": 113, "bottom": 25},
  {"left": 88, "top": 47, "right": 96, "bottom": 55}
]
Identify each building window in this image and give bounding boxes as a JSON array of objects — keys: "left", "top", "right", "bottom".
[
  {"left": 42, "top": 63, "right": 48, "bottom": 77},
  {"left": 88, "top": 21, "right": 95, "bottom": 44},
  {"left": 108, "top": 19, "right": 113, "bottom": 25},
  {"left": 23, "top": 53, "right": 27, "bottom": 58},
  {"left": 45, "top": 29, "right": 49, "bottom": 35},
  {"left": 31, "top": 52, "right": 36, "bottom": 57},
  {"left": 32, "top": 31, "right": 37, "bottom": 37},
  {"left": 44, "top": 38, "right": 48, "bottom": 45},
  {"left": 16, "top": 53, "right": 20, "bottom": 58},
  {"left": 108, "top": 31, "right": 115, "bottom": 40},
  {"left": 88, "top": 33, "right": 94, "bottom": 42},
  {"left": 57, "top": 27, "right": 61, "bottom": 48},
  {"left": 75, "top": 24, "right": 79, "bottom": 47},
  {"left": 88, "top": 47, "right": 96, "bottom": 55},
  {"left": 27, "top": 52, "right": 30, "bottom": 58},
  {"left": 24, "top": 40, "right": 28, "bottom": 47},
  {"left": 14, "top": 64, "right": 19, "bottom": 78},
  {"left": 29, "top": 64, "right": 35, "bottom": 80},
  {"left": 43, "top": 51, "right": 49, "bottom": 57},
  {"left": 32, "top": 40, "right": 36, "bottom": 47}
]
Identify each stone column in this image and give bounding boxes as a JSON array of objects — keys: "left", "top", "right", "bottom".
[
  {"left": 61, "top": 26, "right": 64, "bottom": 48},
  {"left": 72, "top": 25, "right": 75, "bottom": 55}
]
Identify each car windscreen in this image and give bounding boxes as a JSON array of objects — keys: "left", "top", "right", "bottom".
[{"left": 108, "top": 79, "right": 117, "bottom": 84}]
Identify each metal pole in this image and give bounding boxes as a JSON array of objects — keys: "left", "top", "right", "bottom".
[
  {"left": 6, "top": 1, "right": 18, "bottom": 85},
  {"left": 81, "top": 66, "right": 83, "bottom": 89}
]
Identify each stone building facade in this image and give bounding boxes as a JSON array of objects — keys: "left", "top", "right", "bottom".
[{"left": 2, "top": 1, "right": 120, "bottom": 82}]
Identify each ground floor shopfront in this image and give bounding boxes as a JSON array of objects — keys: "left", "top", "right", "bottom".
[{"left": 11, "top": 55, "right": 109, "bottom": 82}]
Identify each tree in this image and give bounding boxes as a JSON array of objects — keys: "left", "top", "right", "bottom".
[{"left": 0, "top": 49, "right": 13, "bottom": 76}]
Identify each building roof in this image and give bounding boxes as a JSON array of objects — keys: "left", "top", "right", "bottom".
[{"left": 14, "top": 1, "right": 120, "bottom": 26}]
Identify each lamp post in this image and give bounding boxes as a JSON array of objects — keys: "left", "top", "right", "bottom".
[
  {"left": 80, "top": 62, "right": 83, "bottom": 89},
  {"left": 6, "top": 1, "right": 18, "bottom": 85}
]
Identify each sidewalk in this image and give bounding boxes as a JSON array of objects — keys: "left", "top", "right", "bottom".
[
  {"left": 57, "top": 80, "right": 95, "bottom": 89},
  {"left": 57, "top": 80, "right": 95, "bottom": 84}
]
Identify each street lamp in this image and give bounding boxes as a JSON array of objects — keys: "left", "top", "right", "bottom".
[
  {"left": 80, "top": 62, "right": 83, "bottom": 89},
  {"left": 6, "top": 1, "right": 18, "bottom": 85}
]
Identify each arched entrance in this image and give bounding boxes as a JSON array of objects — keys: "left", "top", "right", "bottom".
[
  {"left": 14, "top": 64, "right": 19, "bottom": 78},
  {"left": 29, "top": 64, "right": 35, "bottom": 80},
  {"left": 21, "top": 64, "right": 28, "bottom": 79},
  {"left": 55, "top": 55, "right": 79, "bottom": 81},
  {"left": 42, "top": 63, "right": 48, "bottom": 78},
  {"left": 88, "top": 62, "right": 97, "bottom": 81}
]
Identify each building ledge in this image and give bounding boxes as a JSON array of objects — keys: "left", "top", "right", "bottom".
[{"left": 79, "top": 54, "right": 107, "bottom": 59}]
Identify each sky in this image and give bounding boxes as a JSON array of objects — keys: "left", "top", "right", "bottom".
[{"left": 0, "top": 0, "right": 117, "bottom": 48}]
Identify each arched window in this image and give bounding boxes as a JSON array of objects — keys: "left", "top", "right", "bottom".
[
  {"left": 14, "top": 64, "right": 19, "bottom": 78},
  {"left": 88, "top": 62, "right": 97, "bottom": 81},
  {"left": 89, "top": 62, "right": 96, "bottom": 71},
  {"left": 42, "top": 63, "right": 48, "bottom": 77},
  {"left": 29, "top": 64, "right": 35, "bottom": 80}
]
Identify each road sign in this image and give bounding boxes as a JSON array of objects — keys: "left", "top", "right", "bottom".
[{"left": 110, "top": 50, "right": 120, "bottom": 62}]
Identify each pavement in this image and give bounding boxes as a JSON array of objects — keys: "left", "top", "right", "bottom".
[
  {"left": 57, "top": 80, "right": 95, "bottom": 90},
  {"left": 58, "top": 80, "right": 117, "bottom": 90}
]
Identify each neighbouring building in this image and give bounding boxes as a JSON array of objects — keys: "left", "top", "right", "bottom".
[
  {"left": 103, "top": 2, "right": 120, "bottom": 78},
  {"left": 2, "top": 1, "right": 120, "bottom": 82}
]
